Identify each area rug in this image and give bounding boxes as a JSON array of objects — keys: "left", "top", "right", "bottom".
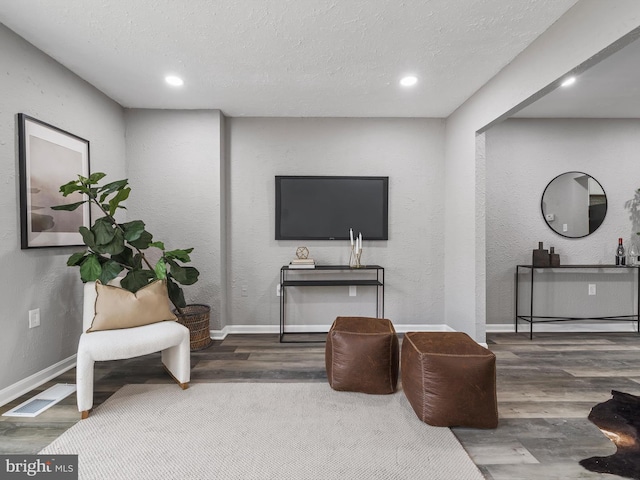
[
  {"left": 580, "top": 390, "right": 640, "bottom": 480},
  {"left": 40, "top": 383, "right": 484, "bottom": 480}
]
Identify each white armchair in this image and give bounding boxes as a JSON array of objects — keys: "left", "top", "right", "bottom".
[{"left": 76, "top": 280, "right": 191, "bottom": 418}]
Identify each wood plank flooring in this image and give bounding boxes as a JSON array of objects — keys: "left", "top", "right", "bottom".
[{"left": 1, "top": 332, "right": 638, "bottom": 479}]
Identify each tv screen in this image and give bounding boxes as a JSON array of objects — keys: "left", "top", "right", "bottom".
[{"left": 275, "top": 176, "right": 389, "bottom": 240}]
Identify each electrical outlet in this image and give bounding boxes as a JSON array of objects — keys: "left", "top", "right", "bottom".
[
  {"left": 241, "top": 286, "right": 248, "bottom": 297},
  {"left": 28, "top": 308, "right": 40, "bottom": 328},
  {"left": 588, "top": 284, "right": 596, "bottom": 296},
  {"left": 276, "top": 284, "right": 281, "bottom": 297},
  {"left": 349, "top": 286, "right": 357, "bottom": 297},
  {"left": 562, "top": 224, "right": 568, "bottom": 232}
]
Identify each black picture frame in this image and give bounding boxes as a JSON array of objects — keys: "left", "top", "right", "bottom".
[{"left": 18, "top": 114, "right": 91, "bottom": 249}]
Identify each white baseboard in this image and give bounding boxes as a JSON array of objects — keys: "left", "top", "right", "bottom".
[
  {"left": 394, "top": 324, "right": 457, "bottom": 333},
  {"left": 210, "top": 323, "right": 455, "bottom": 340},
  {"left": 210, "top": 324, "right": 278, "bottom": 339},
  {"left": 216, "top": 322, "right": 638, "bottom": 338},
  {"left": 487, "top": 322, "right": 639, "bottom": 334},
  {"left": 0, "top": 355, "right": 76, "bottom": 408}
]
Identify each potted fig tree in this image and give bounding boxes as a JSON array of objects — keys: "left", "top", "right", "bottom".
[{"left": 53, "top": 172, "right": 212, "bottom": 350}]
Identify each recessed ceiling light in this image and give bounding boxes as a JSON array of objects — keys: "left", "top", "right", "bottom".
[
  {"left": 400, "top": 75, "right": 418, "bottom": 87},
  {"left": 165, "top": 75, "right": 184, "bottom": 87},
  {"left": 561, "top": 76, "right": 576, "bottom": 87}
]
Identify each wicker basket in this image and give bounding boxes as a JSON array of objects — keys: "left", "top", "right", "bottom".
[{"left": 174, "top": 304, "right": 212, "bottom": 351}]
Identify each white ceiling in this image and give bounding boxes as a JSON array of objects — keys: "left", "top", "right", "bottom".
[
  {"left": 0, "top": 0, "right": 580, "bottom": 117},
  {"left": 514, "top": 35, "right": 640, "bottom": 118}
]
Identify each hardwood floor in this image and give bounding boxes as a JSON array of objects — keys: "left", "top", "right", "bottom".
[{"left": 1, "top": 332, "right": 637, "bottom": 479}]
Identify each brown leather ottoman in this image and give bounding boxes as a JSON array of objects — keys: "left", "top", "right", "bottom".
[
  {"left": 325, "top": 316, "right": 399, "bottom": 394},
  {"left": 401, "top": 331, "right": 498, "bottom": 428}
]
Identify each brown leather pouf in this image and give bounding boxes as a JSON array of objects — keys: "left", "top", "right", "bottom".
[
  {"left": 325, "top": 316, "right": 399, "bottom": 394},
  {"left": 401, "top": 331, "right": 498, "bottom": 428}
]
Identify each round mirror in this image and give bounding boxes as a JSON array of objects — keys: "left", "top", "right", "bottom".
[{"left": 541, "top": 171, "right": 607, "bottom": 238}]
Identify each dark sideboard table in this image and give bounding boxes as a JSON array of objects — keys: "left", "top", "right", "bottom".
[
  {"left": 279, "top": 265, "right": 384, "bottom": 343},
  {"left": 515, "top": 264, "right": 640, "bottom": 339}
]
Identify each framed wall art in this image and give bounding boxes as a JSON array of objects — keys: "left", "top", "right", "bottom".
[{"left": 18, "top": 113, "right": 90, "bottom": 249}]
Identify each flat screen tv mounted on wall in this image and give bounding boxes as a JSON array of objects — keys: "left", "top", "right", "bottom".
[{"left": 275, "top": 176, "right": 389, "bottom": 240}]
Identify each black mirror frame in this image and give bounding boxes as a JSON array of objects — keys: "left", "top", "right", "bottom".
[{"left": 541, "top": 171, "right": 607, "bottom": 239}]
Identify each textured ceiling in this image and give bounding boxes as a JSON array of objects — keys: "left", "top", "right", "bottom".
[
  {"left": 0, "top": 0, "right": 579, "bottom": 117},
  {"left": 514, "top": 36, "right": 640, "bottom": 118}
]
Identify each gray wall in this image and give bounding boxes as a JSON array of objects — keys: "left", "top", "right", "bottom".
[
  {"left": 227, "top": 117, "right": 445, "bottom": 328},
  {"left": 486, "top": 118, "right": 640, "bottom": 326},
  {"left": 124, "top": 109, "right": 227, "bottom": 329},
  {"left": 0, "top": 24, "right": 126, "bottom": 395},
  {"left": 116, "top": 115, "right": 448, "bottom": 331}
]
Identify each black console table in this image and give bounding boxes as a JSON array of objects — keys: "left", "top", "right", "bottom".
[
  {"left": 515, "top": 264, "right": 640, "bottom": 339},
  {"left": 279, "top": 265, "right": 384, "bottom": 343}
]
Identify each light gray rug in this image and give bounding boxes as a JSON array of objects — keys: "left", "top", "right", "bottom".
[{"left": 41, "top": 383, "right": 484, "bottom": 480}]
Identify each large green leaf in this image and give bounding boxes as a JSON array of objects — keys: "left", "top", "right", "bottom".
[
  {"left": 122, "top": 220, "right": 145, "bottom": 242},
  {"left": 87, "top": 172, "right": 107, "bottom": 184},
  {"left": 59, "top": 181, "right": 85, "bottom": 197},
  {"left": 120, "top": 269, "right": 157, "bottom": 293},
  {"left": 154, "top": 259, "right": 167, "bottom": 279},
  {"left": 67, "top": 251, "right": 87, "bottom": 266},
  {"left": 164, "top": 248, "right": 194, "bottom": 263},
  {"left": 79, "top": 226, "right": 96, "bottom": 249},
  {"left": 101, "top": 178, "right": 128, "bottom": 191},
  {"left": 108, "top": 187, "right": 131, "bottom": 216},
  {"left": 166, "top": 275, "right": 186, "bottom": 309},
  {"left": 98, "top": 260, "right": 123, "bottom": 284},
  {"left": 167, "top": 260, "right": 199, "bottom": 285},
  {"left": 98, "top": 179, "right": 128, "bottom": 202},
  {"left": 79, "top": 255, "right": 102, "bottom": 282},
  {"left": 98, "top": 228, "right": 125, "bottom": 255},
  {"left": 128, "top": 230, "right": 153, "bottom": 250},
  {"left": 92, "top": 217, "right": 116, "bottom": 245},
  {"left": 51, "top": 200, "right": 85, "bottom": 211},
  {"left": 132, "top": 253, "right": 144, "bottom": 270},
  {"left": 111, "top": 246, "right": 134, "bottom": 267}
]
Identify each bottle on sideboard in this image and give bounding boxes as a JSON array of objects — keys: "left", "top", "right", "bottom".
[
  {"left": 629, "top": 243, "right": 639, "bottom": 266},
  {"left": 616, "top": 238, "right": 626, "bottom": 266}
]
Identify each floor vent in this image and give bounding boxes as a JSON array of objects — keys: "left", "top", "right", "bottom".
[{"left": 3, "top": 383, "right": 76, "bottom": 417}]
